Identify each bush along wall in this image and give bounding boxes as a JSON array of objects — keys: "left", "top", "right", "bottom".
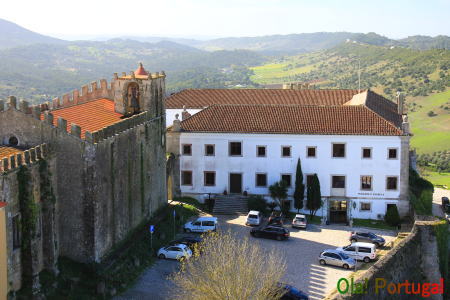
[
  {"left": 38, "top": 202, "right": 198, "bottom": 299},
  {"left": 409, "top": 167, "right": 434, "bottom": 215}
]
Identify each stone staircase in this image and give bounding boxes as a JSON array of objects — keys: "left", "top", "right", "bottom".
[{"left": 212, "top": 195, "right": 249, "bottom": 215}]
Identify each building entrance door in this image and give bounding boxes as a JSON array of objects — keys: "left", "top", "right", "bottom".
[
  {"left": 329, "top": 200, "right": 347, "bottom": 223},
  {"left": 229, "top": 173, "right": 242, "bottom": 194}
]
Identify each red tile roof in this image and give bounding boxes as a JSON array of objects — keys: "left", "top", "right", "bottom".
[
  {"left": 178, "top": 104, "right": 403, "bottom": 136},
  {"left": 0, "top": 202, "right": 6, "bottom": 208},
  {"left": 42, "top": 98, "right": 123, "bottom": 139},
  {"left": 166, "top": 89, "right": 361, "bottom": 109},
  {"left": 135, "top": 63, "right": 149, "bottom": 76},
  {"left": 0, "top": 146, "right": 24, "bottom": 161}
]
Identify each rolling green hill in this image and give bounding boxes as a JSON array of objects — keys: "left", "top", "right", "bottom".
[
  {"left": 250, "top": 43, "right": 450, "bottom": 157},
  {"left": 409, "top": 89, "right": 450, "bottom": 154}
]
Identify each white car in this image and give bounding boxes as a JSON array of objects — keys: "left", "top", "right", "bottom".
[
  {"left": 246, "top": 210, "right": 262, "bottom": 226},
  {"left": 157, "top": 244, "right": 192, "bottom": 260},
  {"left": 292, "top": 214, "right": 307, "bottom": 229},
  {"left": 184, "top": 216, "right": 218, "bottom": 233},
  {"left": 336, "top": 242, "right": 376, "bottom": 263}
]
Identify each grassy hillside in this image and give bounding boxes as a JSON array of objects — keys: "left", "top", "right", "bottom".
[
  {"left": 251, "top": 43, "right": 450, "bottom": 156},
  {"left": 409, "top": 89, "right": 450, "bottom": 153},
  {"left": 251, "top": 43, "right": 450, "bottom": 98}
]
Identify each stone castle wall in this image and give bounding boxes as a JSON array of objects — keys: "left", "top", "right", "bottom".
[
  {"left": 0, "top": 143, "right": 57, "bottom": 291},
  {"left": 328, "top": 221, "right": 443, "bottom": 300},
  {"left": 0, "top": 71, "right": 168, "bottom": 296}
]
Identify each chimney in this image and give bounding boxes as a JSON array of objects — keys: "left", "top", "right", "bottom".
[
  {"left": 181, "top": 106, "right": 191, "bottom": 120},
  {"left": 396, "top": 92, "right": 405, "bottom": 115},
  {"left": 173, "top": 114, "right": 181, "bottom": 132},
  {"left": 402, "top": 115, "right": 410, "bottom": 135}
]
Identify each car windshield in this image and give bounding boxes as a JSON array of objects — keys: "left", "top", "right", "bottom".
[
  {"left": 339, "top": 252, "right": 350, "bottom": 259},
  {"left": 248, "top": 215, "right": 258, "bottom": 219}
]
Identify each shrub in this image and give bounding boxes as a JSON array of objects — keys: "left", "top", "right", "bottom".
[
  {"left": 171, "top": 231, "right": 286, "bottom": 300},
  {"left": 247, "top": 195, "right": 268, "bottom": 215},
  {"left": 384, "top": 205, "right": 401, "bottom": 227},
  {"left": 419, "top": 189, "right": 433, "bottom": 215}
]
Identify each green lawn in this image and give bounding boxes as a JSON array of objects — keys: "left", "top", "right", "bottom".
[
  {"left": 352, "top": 218, "right": 397, "bottom": 231},
  {"left": 421, "top": 169, "right": 450, "bottom": 189},
  {"left": 409, "top": 89, "right": 450, "bottom": 154}
]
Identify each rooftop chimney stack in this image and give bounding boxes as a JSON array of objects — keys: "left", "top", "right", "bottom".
[{"left": 181, "top": 106, "right": 191, "bottom": 120}]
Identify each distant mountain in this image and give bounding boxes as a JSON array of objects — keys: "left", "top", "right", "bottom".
[
  {"left": 0, "top": 18, "right": 65, "bottom": 49},
  {"left": 193, "top": 32, "right": 450, "bottom": 55},
  {"left": 397, "top": 35, "right": 450, "bottom": 50},
  {"left": 0, "top": 39, "right": 266, "bottom": 102}
]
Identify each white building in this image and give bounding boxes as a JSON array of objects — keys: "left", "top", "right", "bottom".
[{"left": 166, "top": 89, "right": 411, "bottom": 222}]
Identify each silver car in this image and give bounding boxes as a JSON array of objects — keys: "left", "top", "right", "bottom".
[{"left": 318, "top": 249, "right": 356, "bottom": 269}]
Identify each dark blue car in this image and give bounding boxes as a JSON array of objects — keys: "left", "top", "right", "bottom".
[{"left": 280, "top": 284, "right": 309, "bottom": 300}]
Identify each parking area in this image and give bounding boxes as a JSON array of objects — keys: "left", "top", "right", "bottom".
[
  {"left": 115, "top": 214, "right": 397, "bottom": 300},
  {"left": 217, "top": 215, "right": 397, "bottom": 299}
]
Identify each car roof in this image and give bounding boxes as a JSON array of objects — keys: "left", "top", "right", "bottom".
[
  {"left": 170, "top": 243, "right": 188, "bottom": 248},
  {"left": 351, "top": 242, "right": 376, "bottom": 248},
  {"left": 248, "top": 210, "right": 260, "bottom": 214},
  {"left": 322, "top": 249, "right": 341, "bottom": 254},
  {"left": 295, "top": 214, "right": 306, "bottom": 218},
  {"left": 196, "top": 216, "right": 217, "bottom": 221}
]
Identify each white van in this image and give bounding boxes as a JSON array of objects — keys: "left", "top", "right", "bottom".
[
  {"left": 336, "top": 242, "right": 377, "bottom": 263},
  {"left": 184, "top": 217, "right": 218, "bottom": 233},
  {"left": 246, "top": 211, "right": 262, "bottom": 226}
]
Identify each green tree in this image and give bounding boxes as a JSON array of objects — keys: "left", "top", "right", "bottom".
[
  {"left": 306, "top": 174, "right": 322, "bottom": 219},
  {"left": 269, "top": 181, "right": 288, "bottom": 212},
  {"left": 293, "top": 158, "right": 305, "bottom": 213},
  {"left": 384, "top": 205, "right": 401, "bottom": 227}
]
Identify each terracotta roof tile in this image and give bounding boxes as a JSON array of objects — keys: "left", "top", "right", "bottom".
[
  {"left": 41, "top": 98, "right": 123, "bottom": 139},
  {"left": 166, "top": 89, "right": 361, "bottom": 109},
  {"left": 179, "top": 104, "right": 403, "bottom": 136},
  {"left": 0, "top": 146, "right": 24, "bottom": 161},
  {"left": 0, "top": 202, "right": 7, "bottom": 208}
]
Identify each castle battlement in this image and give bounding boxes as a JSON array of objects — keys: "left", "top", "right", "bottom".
[
  {"left": 0, "top": 143, "right": 47, "bottom": 172},
  {"left": 51, "top": 79, "right": 114, "bottom": 110},
  {"left": 86, "top": 110, "right": 160, "bottom": 144}
]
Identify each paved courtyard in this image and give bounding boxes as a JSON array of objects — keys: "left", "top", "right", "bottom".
[{"left": 115, "top": 215, "right": 397, "bottom": 300}]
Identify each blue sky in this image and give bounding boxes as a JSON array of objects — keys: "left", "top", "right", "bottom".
[{"left": 1, "top": 0, "right": 449, "bottom": 39}]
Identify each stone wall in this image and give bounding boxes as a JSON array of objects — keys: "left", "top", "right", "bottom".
[
  {"left": 328, "top": 221, "right": 443, "bottom": 300},
  {"left": 0, "top": 145, "right": 56, "bottom": 292},
  {"left": 90, "top": 115, "right": 167, "bottom": 261}
]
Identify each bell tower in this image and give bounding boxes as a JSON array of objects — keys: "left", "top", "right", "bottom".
[{"left": 112, "top": 63, "right": 166, "bottom": 118}]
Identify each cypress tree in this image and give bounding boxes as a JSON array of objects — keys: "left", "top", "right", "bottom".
[
  {"left": 306, "top": 174, "right": 322, "bottom": 219},
  {"left": 293, "top": 158, "right": 305, "bottom": 213}
]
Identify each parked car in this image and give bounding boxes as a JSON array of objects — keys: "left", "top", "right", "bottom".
[
  {"left": 168, "top": 236, "right": 202, "bottom": 247},
  {"left": 268, "top": 212, "right": 284, "bottom": 226},
  {"left": 337, "top": 242, "right": 377, "bottom": 263},
  {"left": 349, "top": 231, "right": 385, "bottom": 247},
  {"left": 250, "top": 225, "right": 289, "bottom": 241},
  {"left": 246, "top": 210, "right": 262, "bottom": 226},
  {"left": 292, "top": 214, "right": 307, "bottom": 229},
  {"left": 442, "top": 197, "right": 449, "bottom": 214},
  {"left": 278, "top": 283, "right": 309, "bottom": 300},
  {"left": 318, "top": 249, "right": 356, "bottom": 269},
  {"left": 157, "top": 244, "right": 192, "bottom": 261},
  {"left": 184, "top": 217, "right": 218, "bottom": 233}
]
